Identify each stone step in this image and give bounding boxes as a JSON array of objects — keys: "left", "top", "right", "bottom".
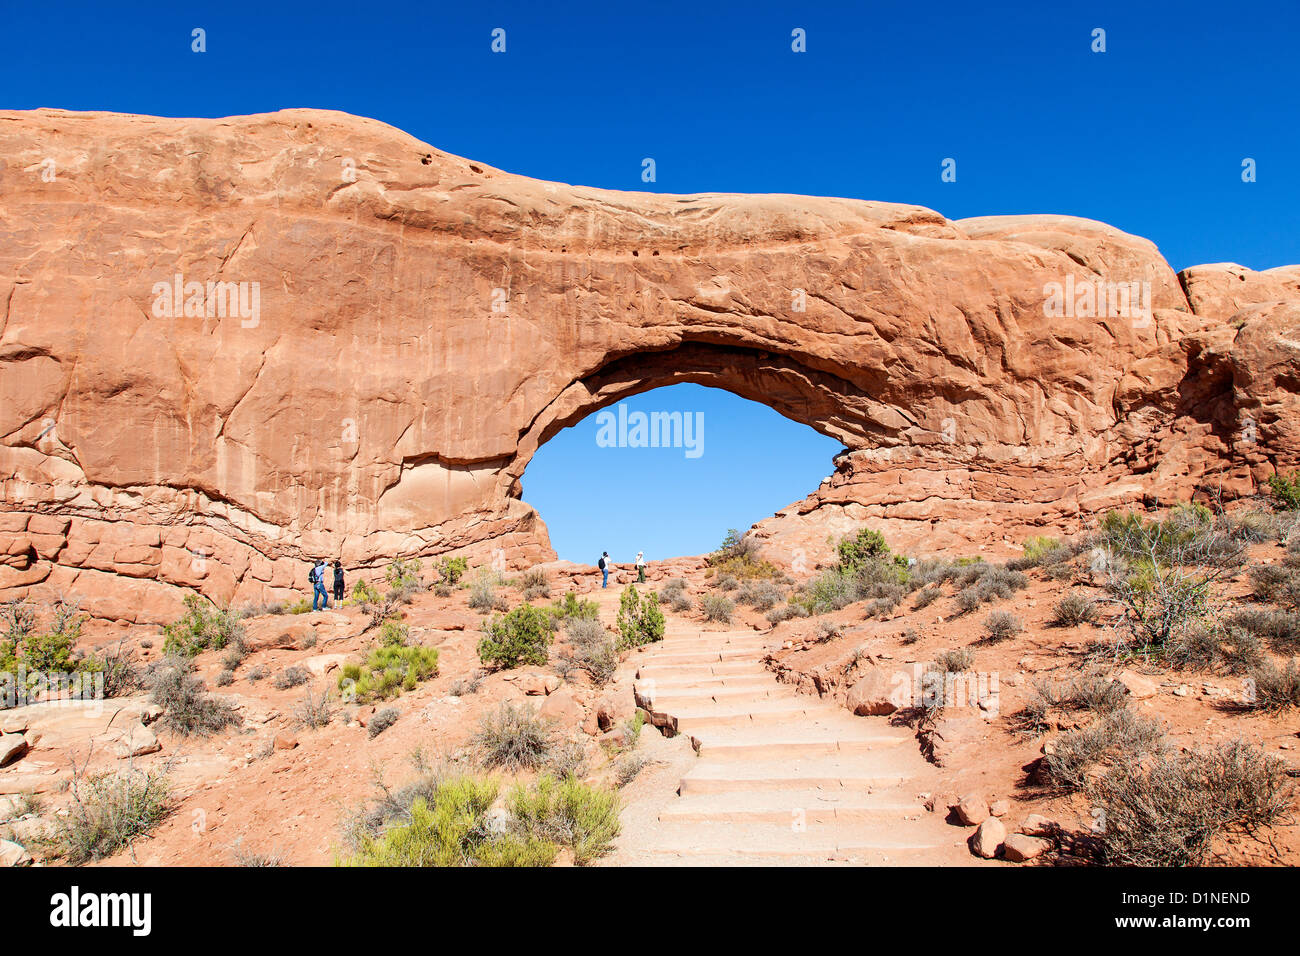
[
  {"left": 638, "top": 648, "right": 764, "bottom": 665},
  {"left": 660, "top": 788, "right": 924, "bottom": 825},
  {"left": 638, "top": 686, "right": 778, "bottom": 707},
  {"left": 679, "top": 755, "right": 915, "bottom": 795},
  {"left": 637, "top": 820, "right": 962, "bottom": 861},
  {"left": 671, "top": 701, "right": 817, "bottom": 734},
  {"left": 697, "top": 734, "right": 911, "bottom": 762},
  {"left": 633, "top": 673, "right": 773, "bottom": 692},
  {"left": 636, "top": 661, "right": 767, "bottom": 680}
]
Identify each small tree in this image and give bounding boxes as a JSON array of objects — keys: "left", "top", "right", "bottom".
[
  {"left": 478, "top": 604, "right": 556, "bottom": 668},
  {"left": 836, "top": 528, "right": 890, "bottom": 572},
  {"left": 1267, "top": 470, "right": 1300, "bottom": 510},
  {"left": 615, "top": 586, "right": 664, "bottom": 649}
]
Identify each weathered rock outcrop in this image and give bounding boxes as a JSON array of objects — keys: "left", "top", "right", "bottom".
[{"left": 1, "top": 108, "right": 1297, "bottom": 622}]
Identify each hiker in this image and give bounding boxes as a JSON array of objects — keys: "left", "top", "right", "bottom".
[
  {"left": 310, "top": 559, "right": 329, "bottom": 611},
  {"left": 598, "top": 551, "right": 610, "bottom": 589},
  {"left": 635, "top": 551, "right": 647, "bottom": 584},
  {"left": 332, "top": 560, "right": 345, "bottom": 603}
]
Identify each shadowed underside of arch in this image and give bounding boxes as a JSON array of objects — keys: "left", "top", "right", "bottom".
[{"left": 1, "top": 107, "right": 1298, "bottom": 624}]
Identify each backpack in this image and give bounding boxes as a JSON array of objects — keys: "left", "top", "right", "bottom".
[
  {"left": 598, "top": 556, "right": 606, "bottom": 570},
  {"left": 309, "top": 565, "right": 321, "bottom": 586}
]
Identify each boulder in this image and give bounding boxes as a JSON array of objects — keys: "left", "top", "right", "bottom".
[
  {"left": 0, "top": 839, "right": 32, "bottom": 867},
  {"left": 971, "top": 817, "right": 1006, "bottom": 859},
  {"left": 846, "top": 667, "right": 908, "bottom": 716},
  {"left": 955, "top": 794, "right": 990, "bottom": 827},
  {"left": 0, "top": 734, "right": 28, "bottom": 767},
  {"left": 113, "top": 722, "right": 161, "bottom": 759},
  {"left": 1002, "top": 833, "right": 1050, "bottom": 862},
  {"left": 1115, "top": 670, "right": 1158, "bottom": 700}
]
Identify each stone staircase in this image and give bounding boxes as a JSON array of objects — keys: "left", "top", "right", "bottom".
[{"left": 622, "top": 625, "right": 972, "bottom": 865}]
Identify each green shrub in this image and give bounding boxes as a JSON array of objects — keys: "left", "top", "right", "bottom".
[
  {"left": 385, "top": 557, "right": 423, "bottom": 591},
  {"left": 478, "top": 604, "right": 555, "bottom": 668},
  {"left": 437, "top": 556, "right": 469, "bottom": 585},
  {"left": 836, "top": 528, "right": 890, "bottom": 571},
  {"left": 1267, "top": 470, "right": 1300, "bottom": 510},
  {"left": 56, "top": 769, "right": 170, "bottom": 864},
  {"left": 350, "top": 578, "right": 382, "bottom": 607},
  {"left": 550, "top": 592, "right": 599, "bottom": 622},
  {"left": 339, "top": 643, "right": 439, "bottom": 703},
  {"left": 507, "top": 774, "right": 621, "bottom": 865},
  {"left": 342, "top": 777, "right": 556, "bottom": 867},
  {"left": 615, "top": 586, "right": 665, "bottom": 649},
  {"left": 163, "top": 594, "right": 245, "bottom": 657}
]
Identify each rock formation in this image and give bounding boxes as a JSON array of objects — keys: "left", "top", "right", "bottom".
[{"left": 0, "top": 108, "right": 1297, "bottom": 623}]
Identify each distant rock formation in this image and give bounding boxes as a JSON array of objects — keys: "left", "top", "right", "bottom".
[{"left": 1, "top": 108, "right": 1296, "bottom": 622}]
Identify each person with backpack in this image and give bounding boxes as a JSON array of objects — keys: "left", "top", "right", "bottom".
[
  {"left": 310, "top": 559, "right": 329, "bottom": 611},
  {"left": 598, "top": 551, "right": 610, "bottom": 589},
  {"left": 635, "top": 551, "right": 647, "bottom": 584},
  {"left": 332, "top": 560, "right": 345, "bottom": 603}
]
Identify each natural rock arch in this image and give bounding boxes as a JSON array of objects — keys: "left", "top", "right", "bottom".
[{"left": 1, "top": 107, "right": 1297, "bottom": 624}]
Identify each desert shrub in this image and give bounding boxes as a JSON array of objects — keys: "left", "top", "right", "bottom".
[
  {"left": 982, "top": 611, "right": 1022, "bottom": 642},
  {"left": 699, "top": 593, "right": 734, "bottom": 624},
  {"left": 507, "top": 774, "right": 621, "bottom": 865},
  {"left": 1087, "top": 740, "right": 1292, "bottom": 866},
  {"left": 467, "top": 569, "right": 501, "bottom": 612},
  {"left": 791, "top": 567, "right": 858, "bottom": 615},
  {"left": 953, "top": 564, "right": 1028, "bottom": 615},
  {"left": 1041, "top": 707, "right": 1164, "bottom": 791},
  {"left": 1015, "top": 670, "right": 1128, "bottom": 735},
  {"left": 766, "top": 603, "right": 810, "bottom": 624},
  {"left": 565, "top": 619, "right": 618, "bottom": 686},
  {"left": 1249, "top": 564, "right": 1300, "bottom": 608},
  {"left": 865, "top": 595, "right": 900, "bottom": 617},
  {"left": 294, "top": 688, "right": 333, "bottom": 729},
  {"left": 1223, "top": 607, "right": 1300, "bottom": 653},
  {"left": 914, "top": 584, "right": 942, "bottom": 609},
  {"left": 81, "top": 637, "right": 143, "bottom": 699},
  {"left": 273, "top": 665, "right": 312, "bottom": 690},
  {"left": 615, "top": 586, "right": 665, "bottom": 649},
  {"left": 836, "top": 528, "right": 890, "bottom": 571},
  {"left": 1007, "top": 535, "right": 1066, "bottom": 570},
  {"left": 1100, "top": 505, "right": 1245, "bottom": 570},
  {"left": 478, "top": 604, "right": 556, "bottom": 668},
  {"left": 1217, "top": 509, "right": 1281, "bottom": 543},
  {"left": 342, "top": 777, "right": 555, "bottom": 867},
  {"left": 1165, "top": 622, "right": 1266, "bottom": 674},
  {"left": 146, "top": 655, "right": 241, "bottom": 736},
  {"left": 550, "top": 592, "right": 599, "bottom": 622},
  {"left": 933, "top": 647, "right": 974, "bottom": 674},
  {"left": 368, "top": 707, "right": 399, "bottom": 738},
  {"left": 814, "top": 621, "right": 842, "bottom": 643},
  {"left": 474, "top": 702, "right": 551, "bottom": 771},
  {"left": 246, "top": 664, "right": 266, "bottom": 682},
  {"left": 715, "top": 574, "right": 739, "bottom": 591},
  {"left": 615, "top": 753, "right": 648, "bottom": 788},
  {"left": 911, "top": 558, "right": 959, "bottom": 588},
  {"left": 436, "top": 556, "right": 469, "bottom": 585},
  {"left": 56, "top": 769, "right": 170, "bottom": 864},
  {"left": 433, "top": 583, "right": 452, "bottom": 597},
  {"left": 163, "top": 594, "right": 245, "bottom": 657},
  {"left": 1050, "top": 590, "right": 1099, "bottom": 627},
  {"left": 544, "top": 739, "right": 589, "bottom": 779},
  {"left": 215, "top": 669, "right": 235, "bottom": 687},
  {"left": 1108, "top": 563, "right": 1220, "bottom": 650},
  {"left": 1242, "top": 658, "right": 1300, "bottom": 711},
  {"left": 448, "top": 673, "right": 483, "bottom": 697},
  {"left": 350, "top": 578, "right": 383, "bottom": 608},
  {"left": 522, "top": 584, "right": 550, "bottom": 602},
  {"left": 339, "top": 644, "right": 439, "bottom": 703},
  {"left": 385, "top": 557, "right": 423, "bottom": 594},
  {"left": 516, "top": 568, "right": 548, "bottom": 590},
  {"left": 1267, "top": 470, "right": 1300, "bottom": 510},
  {"left": 286, "top": 598, "right": 312, "bottom": 614},
  {"left": 737, "top": 579, "right": 785, "bottom": 611},
  {"left": 706, "top": 530, "right": 782, "bottom": 580},
  {"left": 669, "top": 591, "right": 692, "bottom": 613}
]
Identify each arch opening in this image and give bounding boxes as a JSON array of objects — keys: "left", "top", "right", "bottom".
[{"left": 519, "top": 382, "right": 843, "bottom": 563}]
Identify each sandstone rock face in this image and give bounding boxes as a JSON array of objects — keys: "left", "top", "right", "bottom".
[{"left": 1, "top": 108, "right": 1298, "bottom": 622}]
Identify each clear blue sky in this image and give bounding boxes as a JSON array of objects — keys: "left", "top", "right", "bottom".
[{"left": 3, "top": 1, "right": 1296, "bottom": 559}]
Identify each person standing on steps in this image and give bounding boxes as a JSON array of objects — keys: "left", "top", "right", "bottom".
[
  {"left": 598, "top": 551, "right": 610, "bottom": 589},
  {"left": 332, "top": 560, "right": 345, "bottom": 604},
  {"left": 635, "top": 551, "right": 647, "bottom": 584},
  {"left": 310, "top": 559, "right": 329, "bottom": 611}
]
